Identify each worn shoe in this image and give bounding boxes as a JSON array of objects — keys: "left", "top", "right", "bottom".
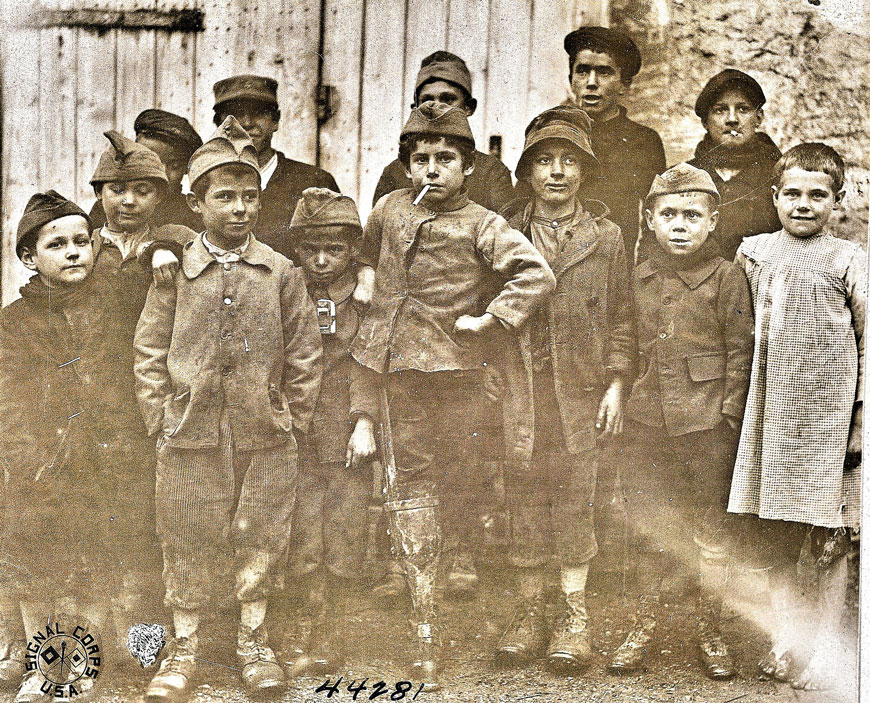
[
  {"left": 609, "top": 612, "right": 656, "bottom": 674},
  {"left": 445, "top": 551, "right": 479, "bottom": 598},
  {"left": 495, "top": 596, "right": 547, "bottom": 666},
  {"left": 371, "top": 568, "right": 407, "bottom": 604},
  {"left": 409, "top": 622, "right": 440, "bottom": 693},
  {"left": 0, "top": 640, "right": 25, "bottom": 687},
  {"left": 305, "top": 613, "right": 346, "bottom": 677},
  {"left": 546, "top": 591, "right": 592, "bottom": 673},
  {"left": 14, "top": 671, "right": 51, "bottom": 703},
  {"left": 238, "top": 625, "right": 285, "bottom": 697},
  {"left": 759, "top": 648, "right": 794, "bottom": 681},
  {"left": 144, "top": 636, "right": 198, "bottom": 703},
  {"left": 697, "top": 599, "right": 735, "bottom": 680}
]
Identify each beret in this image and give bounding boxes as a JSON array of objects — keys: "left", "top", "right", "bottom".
[
  {"left": 90, "top": 131, "right": 169, "bottom": 187},
  {"left": 213, "top": 74, "right": 279, "bottom": 110},
  {"left": 415, "top": 52, "right": 473, "bottom": 100},
  {"left": 134, "top": 109, "right": 202, "bottom": 159},
  {"left": 289, "top": 188, "right": 362, "bottom": 237},
  {"left": 188, "top": 116, "right": 260, "bottom": 187},
  {"left": 564, "top": 26, "right": 642, "bottom": 81},
  {"left": 17, "top": 190, "right": 90, "bottom": 257},
  {"left": 645, "top": 162, "right": 720, "bottom": 205},
  {"left": 516, "top": 106, "right": 598, "bottom": 181},
  {"left": 695, "top": 69, "right": 765, "bottom": 118},
  {"left": 400, "top": 101, "right": 474, "bottom": 147}
]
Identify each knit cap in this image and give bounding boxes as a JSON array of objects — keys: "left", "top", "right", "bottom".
[
  {"left": 188, "top": 115, "right": 260, "bottom": 188},
  {"left": 289, "top": 188, "right": 362, "bottom": 238},
  {"left": 134, "top": 109, "right": 203, "bottom": 161},
  {"left": 563, "top": 26, "right": 642, "bottom": 81},
  {"left": 16, "top": 190, "right": 90, "bottom": 257},
  {"left": 213, "top": 74, "right": 279, "bottom": 110},
  {"left": 516, "top": 105, "right": 598, "bottom": 181},
  {"left": 400, "top": 101, "right": 474, "bottom": 147},
  {"left": 415, "top": 52, "right": 473, "bottom": 101},
  {"left": 90, "top": 131, "right": 169, "bottom": 187},
  {"left": 645, "top": 163, "right": 720, "bottom": 206},
  {"left": 695, "top": 69, "right": 765, "bottom": 119}
]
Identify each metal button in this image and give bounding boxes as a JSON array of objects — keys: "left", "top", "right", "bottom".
[
  {"left": 659, "top": 332, "right": 667, "bottom": 339},
  {"left": 663, "top": 295, "right": 672, "bottom": 305},
  {"left": 220, "top": 330, "right": 232, "bottom": 340},
  {"left": 221, "top": 366, "right": 232, "bottom": 376},
  {"left": 223, "top": 297, "right": 232, "bottom": 305},
  {"left": 223, "top": 262, "right": 232, "bottom": 271}
]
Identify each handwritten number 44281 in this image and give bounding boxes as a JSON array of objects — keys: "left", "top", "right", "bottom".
[{"left": 315, "top": 677, "right": 425, "bottom": 700}]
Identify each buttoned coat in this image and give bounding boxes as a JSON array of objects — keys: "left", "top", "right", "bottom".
[
  {"left": 134, "top": 234, "right": 323, "bottom": 450},
  {"left": 626, "top": 252, "right": 754, "bottom": 436},
  {"left": 500, "top": 199, "right": 636, "bottom": 463}
]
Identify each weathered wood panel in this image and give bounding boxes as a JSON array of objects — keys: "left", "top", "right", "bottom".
[
  {"left": 154, "top": 0, "right": 197, "bottom": 120},
  {"left": 402, "top": 0, "right": 450, "bottom": 109},
  {"left": 445, "top": 0, "right": 490, "bottom": 146}
]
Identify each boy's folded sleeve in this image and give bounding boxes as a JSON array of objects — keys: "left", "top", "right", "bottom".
[
  {"left": 348, "top": 360, "right": 380, "bottom": 422},
  {"left": 139, "top": 225, "right": 197, "bottom": 266},
  {"left": 604, "top": 231, "right": 637, "bottom": 379},
  {"left": 718, "top": 263, "right": 755, "bottom": 418},
  {"left": 845, "top": 246, "right": 866, "bottom": 402},
  {"left": 477, "top": 213, "right": 555, "bottom": 330},
  {"left": 133, "top": 280, "right": 178, "bottom": 435},
  {"left": 280, "top": 265, "right": 324, "bottom": 434}
]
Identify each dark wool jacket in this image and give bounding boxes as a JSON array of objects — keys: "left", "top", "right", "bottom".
[
  {"left": 627, "top": 244, "right": 754, "bottom": 436},
  {"left": 89, "top": 186, "right": 203, "bottom": 233},
  {"left": 499, "top": 198, "right": 636, "bottom": 462},
  {"left": 372, "top": 150, "right": 516, "bottom": 214},
  {"left": 688, "top": 132, "right": 782, "bottom": 261}
]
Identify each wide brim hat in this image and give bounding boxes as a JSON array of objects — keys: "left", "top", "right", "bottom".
[
  {"left": 516, "top": 106, "right": 599, "bottom": 181},
  {"left": 289, "top": 187, "right": 362, "bottom": 237},
  {"left": 17, "top": 190, "right": 90, "bottom": 257},
  {"left": 563, "top": 26, "right": 642, "bottom": 81},
  {"left": 90, "top": 131, "right": 169, "bottom": 187},
  {"left": 695, "top": 69, "right": 765, "bottom": 118},
  {"left": 188, "top": 115, "right": 260, "bottom": 188},
  {"left": 645, "top": 162, "right": 720, "bottom": 206}
]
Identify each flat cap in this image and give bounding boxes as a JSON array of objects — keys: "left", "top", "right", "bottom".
[
  {"left": 134, "top": 109, "right": 203, "bottom": 160},
  {"left": 516, "top": 105, "right": 598, "bottom": 181},
  {"left": 213, "top": 74, "right": 279, "bottom": 110},
  {"left": 415, "top": 51, "right": 473, "bottom": 100},
  {"left": 290, "top": 187, "right": 362, "bottom": 237},
  {"left": 400, "top": 101, "right": 474, "bottom": 146},
  {"left": 17, "top": 190, "right": 90, "bottom": 257},
  {"left": 564, "top": 26, "right": 642, "bottom": 81},
  {"left": 695, "top": 69, "right": 765, "bottom": 118},
  {"left": 188, "top": 115, "right": 260, "bottom": 187},
  {"left": 90, "top": 131, "right": 169, "bottom": 187},
  {"left": 645, "top": 162, "right": 720, "bottom": 205}
]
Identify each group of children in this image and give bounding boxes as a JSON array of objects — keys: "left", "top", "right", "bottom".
[{"left": 0, "top": 23, "right": 863, "bottom": 703}]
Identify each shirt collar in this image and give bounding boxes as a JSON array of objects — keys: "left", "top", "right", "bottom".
[
  {"left": 259, "top": 152, "right": 279, "bottom": 189},
  {"left": 202, "top": 231, "right": 251, "bottom": 263},
  {"left": 99, "top": 225, "right": 150, "bottom": 261},
  {"left": 182, "top": 232, "right": 274, "bottom": 278}
]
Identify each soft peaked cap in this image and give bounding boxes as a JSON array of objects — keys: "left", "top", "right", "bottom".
[
  {"left": 695, "top": 69, "right": 766, "bottom": 119},
  {"left": 213, "top": 74, "right": 279, "bottom": 110},
  {"left": 563, "top": 26, "right": 642, "bottom": 81},
  {"left": 400, "top": 101, "right": 474, "bottom": 146},
  {"left": 645, "top": 163, "right": 720, "bottom": 206},
  {"left": 188, "top": 115, "right": 260, "bottom": 187},
  {"left": 134, "top": 109, "right": 203, "bottom": 160},
  {"left": 90, "top": 131, "right": 169, "bottom": 187},
  {"left": 415, "top": 52, "right": 473, "bottom": 100},
  {"left": 290, "top": 188, "right": 362, "bottom": 236},
  {"left": 17, "top": 190, "right": 90, "bottom": 257}
]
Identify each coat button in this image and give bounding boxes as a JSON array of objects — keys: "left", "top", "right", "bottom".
[
  {"left": 220, "top": 330, "right": 232, "bottom": 340},
  {"left": 221, "top": 366, "right": 232, "bottom": 376},
  {"left": 223, "top": 262, "right": 232, "bottom": 271},
  {"left": 659, "top": 331, "right": 667, "bottom": 339},
  {"left": 663, "top": 295, "right": 672, "bottom": 305},
  {"left": 223, "top": 297, "right": 232, "bottom": 305}
]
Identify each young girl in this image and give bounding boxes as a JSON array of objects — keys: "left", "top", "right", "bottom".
[{"left": 728, "top": 143, "right": 863, "bottom": 691}]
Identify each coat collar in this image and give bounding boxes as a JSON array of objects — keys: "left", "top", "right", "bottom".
[
  {"left": 182, "top": 232, "right": 274, "bottom": 279},
  {"left": 637, "top": 254, "right": 722, "bottom": 289},
  {"left": 307, "top": 269, "right": 356, "bottom": 305}
]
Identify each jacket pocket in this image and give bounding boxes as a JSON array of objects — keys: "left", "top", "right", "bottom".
[
  {"left": 268, "top": 383, "right": 294, "bottom": 433},
  {"left": 686, "top": 352, "right": 726, "bottom": 382},
  {"left": 162, "top": 387, "right": 191, "bottom": 437}
]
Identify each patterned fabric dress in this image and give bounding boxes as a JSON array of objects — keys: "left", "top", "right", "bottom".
[{"left": 728, "top": 230, "right": 865, "bottom": 528}]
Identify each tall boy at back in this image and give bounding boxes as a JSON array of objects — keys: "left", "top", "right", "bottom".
[
  {"left": 350, "top": 101, "right": 554, "bottom": 687},
  {"left": 135, "top": 116, "right": 323, "bottom": 703}
]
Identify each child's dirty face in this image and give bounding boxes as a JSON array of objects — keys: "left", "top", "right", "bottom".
[
  {"left": 218, "top": 100, "right": 278, "bottom": 156},
  {"left": 773, "top": 168, "right": 842, "bottom": 238},
  {"left": 192, "top": 166, "right": 260, "bottom": 248},
  {"left": 21, "top": 215, "right": 94, "bottom": 288},
  {"left": 570, "top": 49, "right": 625, "bottom": 118},
  {"left": 405, "top": 138, "right": 473, "bottom": 205},
  {"left": 702, "top": 88, "right": 761, "bottom": 150},
  {"left": 647, "top": 192, "right": 718, "bottom": 257},
  {"left": 296, "top": 227, "right": 355, "bottom": 286},
  {"left": 416, "top": 80, "right": 471, "bottom": 114},
  {"left": 100, "top": 179, "right": 162, "bottom": 233},
  {"left": 528, "top": 141, "right": 586, "bottom": 208},
  {"left": 137, "top": 134, "right": 188, "bottom": 188}
]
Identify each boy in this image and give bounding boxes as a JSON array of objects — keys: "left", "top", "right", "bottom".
[
  {"left": 134, "top": 116, "right": 323, "bottom": 702},
  {"left": 495, "top": 106, "right": 635, "bottom": 673},
  {"left": 728, "top": 143, "right": 863, "bottom": 691},
  {"left": 284, "top": 187, "right": 378, "bottom": 675},
  {"left": 350, "top": 101, "right": 554, "bottom": 686},
  {"left": 611, "top": 163, "right": 753, "bottom": 678}
]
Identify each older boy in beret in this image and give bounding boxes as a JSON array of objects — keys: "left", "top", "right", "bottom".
[
  {"left": 351, "top": 101, "right": 554, "bottom": 687},
  {"left": 89, "top": 109, "right": 203, "bottom": 232},
  {"left": 135, "top": 116, "right": 323, "bottom": 702},
  {"left": 688, "top": 69, "right": 781, "bottom": 260},
  {"left": 611, "top": 164, "right": 753, "bottom": 678},
  {"left": 212, "top": 74, "right": 339, "bottom": 262},
  {"left": 563, "top": 26, "right": 666, "bottom": 261}
]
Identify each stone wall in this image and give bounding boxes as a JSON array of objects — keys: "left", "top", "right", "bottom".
[{"left": 612, "top": 0, "right": 869, "bottom": 243}]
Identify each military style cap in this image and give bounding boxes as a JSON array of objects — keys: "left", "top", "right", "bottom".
[
  {"left": 695, "top": 69, "right": 766, "bottom": 118},
  {"left": 17, "top": 190, "right": 90, "bottom": 257},
  {"left": 290, "top": 188, "right": 362, "bottom": 238},
  {"left": 516, "top": 105, "right": 598, "bottom": 181},
  {"left": 400, "top": 101, "right": 474, "bottom": 146},
  {"left": 564, "top": 26, "right": 642, "bottom": 81},
  {"left": 213, "top": 74, "right": 279, "bottom": 110},
  {"left": 90, "top": 131, "right": 169, "bottom": 187},
  {"left": 415, "top": 51, "right": 473, "bottom": 101},
  {"left": 134, "top": 109, "right": 203, "bottom": 160},
  {"left": 188, "top": 115, "right": 260, "bottom": 187},
  {"left": 645, "top": 162, "right": 720, "bottom": 206}
]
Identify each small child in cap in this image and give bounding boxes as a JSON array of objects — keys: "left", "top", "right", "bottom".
[
  {"left": 135, "top": 116, "right": 323, "bottom": 702},
  {"left": 281, "top": 188, "right": 378, "bottom": 675},
  {"left": 611, "top": 162, "right": 754, "bottom": 678}
]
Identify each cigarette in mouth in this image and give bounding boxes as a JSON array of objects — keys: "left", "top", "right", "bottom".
[
  {"left": 729, "top": 130, "right": 740, "bottom": 136},
  {"left": 413, "top": 184, "right": 431, "bottom": 206}
]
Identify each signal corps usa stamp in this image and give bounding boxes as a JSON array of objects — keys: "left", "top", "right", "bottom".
[{"left": 25, "top": 617, "right": 101, "bottom": 699}]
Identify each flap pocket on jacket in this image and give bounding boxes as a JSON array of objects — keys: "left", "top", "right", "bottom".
[{"left": 686, "top": 352, "right": 726, "bottom": 382}]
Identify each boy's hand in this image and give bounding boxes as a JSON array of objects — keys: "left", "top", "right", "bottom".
[
  {"left": 483, "top": 364, "right": 504, "bottom": 403},
  {"left": 845, "top": 402, "right": 862, "bottom": 469},
  {"left": 724, "top": 415, "right": 741, "bottom": 432},
  {"left": 596, "top": 377, "right": 625, "bottom": 441},
  {"left": 151, "top": 248, "right": 179, "bottom": 286},
  {"left": 453, "top": 313, "right": 498, "bottom": 339},
  {"left": 353, "top": 266, "right": 375, "bottom": 308},
  {"left": 346, "top": 414, "right": 377, "bottom": 469}
]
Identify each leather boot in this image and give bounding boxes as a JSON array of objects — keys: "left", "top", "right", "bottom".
[
  {"left": 609, "top": 594, "right": 657, "bottom": 674},
  {"left": 495, "top": 570, "right": 547, "bottom": 666},
  {"left": 445, "top": 550, "right": 479, "bottom": 598},
  {"left": 697, "top": 554, "right": 735, "bottom": 680},
  {"left": 145, "top": 635, "right": 198, "bottom": 703},
  {"left": 547, "top": 590, "right": 592, "bottom": 673},
  {"left": 371, "top": 560, "right": 408, "bottom": 604},
  {"left": 237, "top": 623, "right": 285, "bottom": 696}
]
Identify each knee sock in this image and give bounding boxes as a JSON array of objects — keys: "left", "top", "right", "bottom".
[
  {"left": 560, "top": 564, "right": 589, "bottom": 596},
  {"left": 240, "top": 599, "right": 267, "bottom": 632},
  {"left": 172, "top": 608, "right": 200, "bottom": 641}
]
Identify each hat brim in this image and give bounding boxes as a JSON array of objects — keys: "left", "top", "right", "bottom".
[{"left": 516, "top": 130, "right": 599, "bottom": 181}]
